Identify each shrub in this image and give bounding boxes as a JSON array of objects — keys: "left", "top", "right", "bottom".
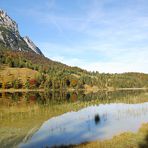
[
  {"left": 5, "top": 82, "right": 13, "bottom": 89},
  {"left": 13, "top": 79, "right": 23, "bottom": 89}
]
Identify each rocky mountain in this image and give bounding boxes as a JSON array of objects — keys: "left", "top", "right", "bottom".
[
  {"left": 23, "top": 36, "right": 43, "bottom": 55},
  {"left": 0, "top": 9, "right": 43, "bottom": 55}
]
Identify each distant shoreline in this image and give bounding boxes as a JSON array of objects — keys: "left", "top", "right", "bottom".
[
  {"left": 0, "top": 87, "right": 148, "bottom": 93},
  {"left": 0, "top": 89, "right": 45, "bottom": 93},
  {"left": 116, "top": 88, "right": 148, "bottom": 90}
]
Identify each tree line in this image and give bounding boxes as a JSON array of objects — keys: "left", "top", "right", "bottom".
[{"left": 0, "top": 49, "right": 148, "bottom": 90}]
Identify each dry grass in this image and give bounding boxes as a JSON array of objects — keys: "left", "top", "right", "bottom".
[
  {"left": 84, "top": 84, "right": 99, "bottom": 93},
  {"left": 0, "top": 66, "right": 39, "bottom": 83},
  {"left": 76, "top": 123, "right": 148, "bottom": 148}
]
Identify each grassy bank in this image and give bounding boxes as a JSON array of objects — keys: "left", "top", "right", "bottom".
[{"left": 75, "top": 123, "right": 148, "bottom": 148}]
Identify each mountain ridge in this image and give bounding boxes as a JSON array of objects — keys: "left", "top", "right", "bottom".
[
  {"left": 0, "top": 9, "right": 43, "bottom": 55},
  {"left": 0, "top": 9, "right": 18, "bottom": 33}
]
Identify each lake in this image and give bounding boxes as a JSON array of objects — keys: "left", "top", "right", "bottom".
[{"left": 0, "top": 90, "right": 148, "bottom": 148}]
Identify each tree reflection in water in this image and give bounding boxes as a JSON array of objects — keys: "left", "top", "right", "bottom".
[{"left": 94, "top": 114, "right": 100, "bottom": 125}]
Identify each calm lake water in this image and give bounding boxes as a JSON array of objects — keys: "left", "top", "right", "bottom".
[{"left": 0, "top": 90, "right": 148, "bottom": 148}]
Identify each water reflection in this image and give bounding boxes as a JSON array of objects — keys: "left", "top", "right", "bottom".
[
  {"left": 0, "top": 89, "right": 148, "bottom": 106},
  {"left": 94, "top": 114, "right": 100, "bottom": 125},
  {"left": 0, "top": 90, "right": 148, "bottom": 148},
  {"left": 19, "top": 103, "right": 148, "bottom": 148}
]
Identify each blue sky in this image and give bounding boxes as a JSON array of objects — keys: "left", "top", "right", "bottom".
[{"left": 0, "top": 0, "right": 148, "bottom": 73}]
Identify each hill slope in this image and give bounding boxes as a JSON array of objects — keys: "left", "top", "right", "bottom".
[{"left": 0, "top": 49, "right": 148, "bottom": 90}]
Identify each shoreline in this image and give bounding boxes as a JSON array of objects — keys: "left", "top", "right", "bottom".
[
  {"left": 71, "top": 123, "right": 148, "bottom": 148},
  {"left": 0, "top": 87, "right": 148, "bottom": 93},
  {"left": 116, "top": 88, "right": 148, "bottom": 90},
  {"left": 0, "top": 89, "right": 45, "bottom": 93}
]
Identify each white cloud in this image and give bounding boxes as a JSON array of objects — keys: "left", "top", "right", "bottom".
[
  {"left": 81, "top": 62, "right": 148, "bottom": 74},
  {"left": 48, "top": 53, "right": 148, "bottom": 74},
  {"left": 13, "top": 0, "right": 148, "bottom": 74},
  {"left": 38, "top": 40, "right": 148, "bottom": 73}
]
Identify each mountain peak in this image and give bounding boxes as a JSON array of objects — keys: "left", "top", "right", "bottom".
[
  {"left": 0, "top": 9, "right": 43, "bottom": 56},
  {"left": 0, "top": 9, "right": 18, "bottom": 33}
]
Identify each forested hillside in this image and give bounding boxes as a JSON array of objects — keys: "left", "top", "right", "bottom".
[{"left": 0, "top": 48, "right": 148, "bottom": 90}]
